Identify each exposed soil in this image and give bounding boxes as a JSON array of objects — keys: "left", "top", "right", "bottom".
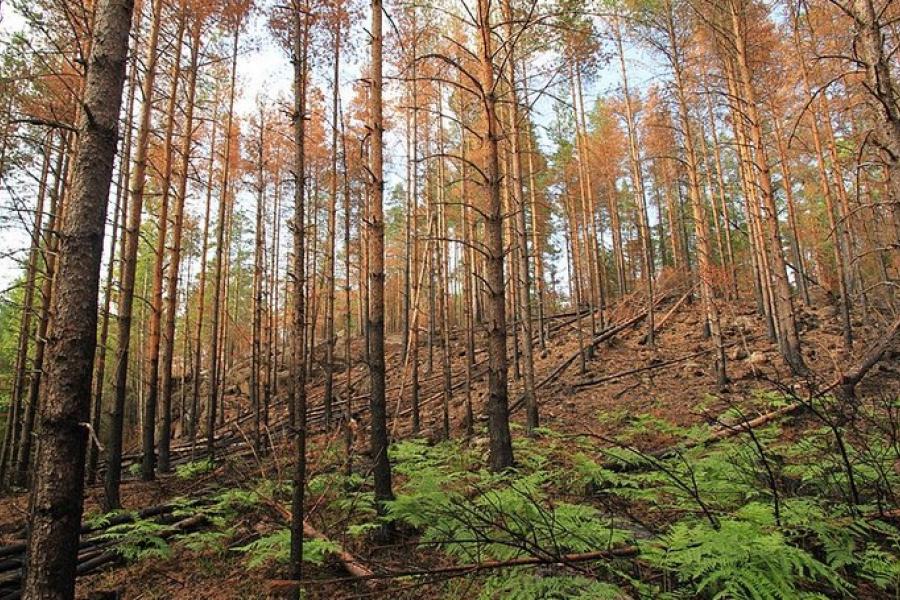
[{"left": 2, "top": 283, "right": 898, "bottom": 599}]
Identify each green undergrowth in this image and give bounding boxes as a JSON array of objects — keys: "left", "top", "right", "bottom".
[
  {"left": 175, "top": 457, "right": 215, "bottom": 480},
  {"left": 82, "top": 478, "right": 329, "bottom": 571},
  {"left": 308, "top": 393, "right": 899, "bottom": 599},
  {"left": 83, "top": 392, "right": 899, "bottom": 599}
]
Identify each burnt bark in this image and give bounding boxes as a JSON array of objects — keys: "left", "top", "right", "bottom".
[
  {"left": 477, "top": 0, "right": 514, "bottom": 471},
  {"left": 368, "top": 0, "right": 396, "bottom": 508},
  {"left": 23, "top": 0, "right": 134, "bottom": 594}
]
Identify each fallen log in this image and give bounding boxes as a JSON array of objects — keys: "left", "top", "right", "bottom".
[
  {"left": 0, "top": 498, "right": 203, "bottom": 562},
  {"left": 575, "top": 349, "right": 715, "bottom": 390},
  {"left": 835, "top": 316, "right": 900, "bottom": 399},
  {"left": 267, "top": 501, "right": 375, "bottom": 585},
  {"left": 290, "top": 544, "right": 640, "bottom": 587},
  {"left": 574, "top": 336, "right": 762, "bottom": 390},
  {"left": 639, "top": 287, "right": 692, "bottom": 345},
  {"left": 0, "top": 515, "right": 208, "bottom": 600},
  {"left": 509, "top": 299, "right": 664, "bottom": 415},
  {"left": 592, "top": 316, "right": 900, "bottom": 470}
]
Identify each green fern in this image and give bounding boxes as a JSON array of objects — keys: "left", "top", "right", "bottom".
[
  {"left": 859, "top": 544, "right": 900, "bottom": 591},
  {"left": 387, "top": 460, "right": 630, "bottom": 564},
  {"left": 84, "top": 509, "right": 132, "bottom": 530},
  {"left": 95, "top": 517, "right": 172, "bottom": 562},
  {"left": 644, "top": 515, "right": 847, "bottom": 599},
  {"left": 211, "top": 487, "right": 262, "bottom": 514},
  {"left": 235, "top": 528, "right": 341, "bottom": 568},
  {"left": 175, "top": 458, "right": 215, "bottom": 480},
  {"left": 175, "top": 528, "right": 232, "bottom": 555},
  {"left": 254, "top": 478, "right": 291, "bottom": 501},
  {"left": 347, "top": 522, "right": 382, "bottom": 537},
  {"left": 479, "top": 570, "right": 627, "bottom": 600},
  {"left": 309, "top": 470, "right": 366, "bottom": 496}
]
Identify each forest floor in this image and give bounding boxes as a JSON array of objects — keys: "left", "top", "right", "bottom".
[{"left": 1, "top": 279, "right": 899, "bottom": 599}]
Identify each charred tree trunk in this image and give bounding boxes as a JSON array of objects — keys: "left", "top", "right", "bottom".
[
  {"left": 289, "top": 4, "right": 310, "bottom": 590},
  {"left": 368, "top": 0, "right": 396, "bottom": 512},
  {"left": 323, "top": 16, "right": 342, "bottom": 429},
  {"left": 87, "top": 7, "right": 146, "bottom": 480},
  {"left": 189, "top": 92, "right": 219, "bottom": 450},
  {"left": 23, "top": 0, "right": 133, "bottom": 593},
  {"left": 477, "top": 0, "right": 514, "bottom": 471},
  {"left": 407, "top": 33, "right": 420, "bottom": 433}
]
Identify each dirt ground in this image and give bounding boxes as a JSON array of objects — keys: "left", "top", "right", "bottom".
[{"left": 2, "top": 284, "right": 898, "bottom": 599}]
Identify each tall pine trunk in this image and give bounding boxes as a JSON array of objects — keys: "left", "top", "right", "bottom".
[
  {"left": 289, "top": 1, "right": 310, "bottom": 588},
  {"left": 323, "top": 17, "right": 342, "bottom": 428},
  {"left": 23, "top": 0, "right": 133, "bottom": 592},
  {"left": 665, "top": 0, "right": 727, "bottom": 387},
  {"left": 143, "top": 11, "right": 186, "bottom": 480},
  {"left": 206, "top": 28, "right": 239, "bottom": 460},
  {"left": 501, "top": 0, "right": 538, "bottom": 432},
  {"left": 368, "top": 0, "right": 396, "bottom": 511},
  {"left": 160, "top": 13, "right": 202, "bottom": 470},
  {"left": 477, "top": 0, "right": 514, "bottom": 471},
  {"left": 105, "top": 0, "right": 164, "bottom": 508}
]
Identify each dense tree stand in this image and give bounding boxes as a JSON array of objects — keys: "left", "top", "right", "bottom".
[{"left": 0, "top": 0, "right": 899, "bottom": 598}]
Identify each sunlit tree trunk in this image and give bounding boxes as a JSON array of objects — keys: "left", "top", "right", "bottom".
[
  {"left": 728, "top": 0, "right": 805, "bottom": 374},
  {"left": 160, "top": 11, "right": 202, "bottom": 470},
  {"left": 190, "top": 89, "right": 219, "bottom": 450},
  {"left": 143, "top": 10, "right": 186, "bottom": 480},
  {"left": 771, "top": 110, "right": 811, "bottom": 307},
  {"left": 460, "top": 135, "right": 475, "bottom": 437},
  {"left": 501, "top": 0, "right": 537, "bottom": 431},
  {"left": 106, "top": 0, "right": 165, "bottom": 508},
  {"left": 791, "top": 13, "right": 853, "bottom": 346},
  {"left": 206, "top": 27, "right": 239, "bottom": 459},
  {"left": 340, "top": 108, "right": 353, "bottom": 473},
  {"left": 615, "top": 16, "right": 655, "bottom": 346},
  {"left": 521, "top": 63, "right": 547, "bottom": 349},
  {"left": 703, "top": 88, "right": 738, "bottom": 299},
  {"left": 436, "top": 91, "right": 453, "bottom": 439},
  {"left": 664, "top": 0, "right": 727, "bottom": 387},
  {"left": 571, "top": 62, "right": 602, "bottom": 332},
  {"left": 563, "top": 187, "right": 587, "bottom": 374}
]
